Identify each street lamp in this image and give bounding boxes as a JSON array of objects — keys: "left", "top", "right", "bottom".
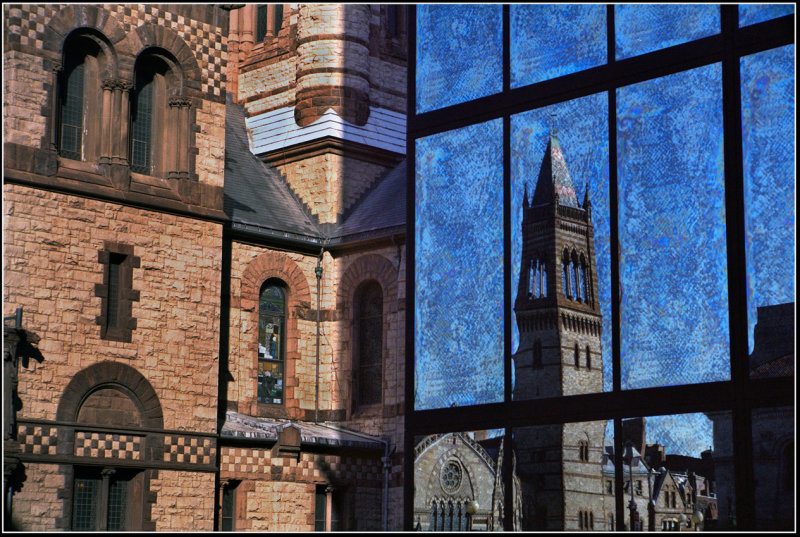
[
  {"left": 466, "top": 500, "right": 478, "bottom": 531},
  {"left": 623, "top": 441, "right": 638, "bottom": 531}
]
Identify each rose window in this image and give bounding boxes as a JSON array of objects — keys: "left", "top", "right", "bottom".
[{"left": 440, "top": 461, "right": 462, "bottom": 492}]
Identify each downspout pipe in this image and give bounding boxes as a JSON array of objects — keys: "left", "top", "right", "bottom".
[{"left": 314, "top": 248, "right": 323, "bottom": 424}]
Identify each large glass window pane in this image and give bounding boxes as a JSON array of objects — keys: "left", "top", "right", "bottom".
[
  {"left": 741, "top": 45, "right": 795, "bottom": 378},
  {"left": 615, "top": 413, "right": 726, "bottom": 531},
  {"left": 739, "top": 4, "right": 795, "bottom": 27},
  {"left": 618, "top": 63, "right": 729, "bottom": 389},
  {"left": 510, "top": 93, "right": 611, "bottom": 399},
  {"left": 416, "top": 5, "right": 502, "bottom": 113},
  {"left": 413, "top": 430, "right": 507, "bottom": 530},
  {"left": 510, "top": 4, "right": 606, "bottom": 88},
  {"left": 615, "top": 5, "right": 719, "bottom": 60},
  {"left": 415, "top": 120, "right": 504, "bottom": 409},
  {"left": 515, "top": 420, "right": 608, "bottom": 530}
]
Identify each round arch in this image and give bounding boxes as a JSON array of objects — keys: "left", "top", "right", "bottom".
[{"left": 56, "top": 360, "right": 163, "bottom": 429}]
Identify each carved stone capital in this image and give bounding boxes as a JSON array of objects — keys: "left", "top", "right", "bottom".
[{"left": 169, "top": 96, "right": 192, "bottom": 108}]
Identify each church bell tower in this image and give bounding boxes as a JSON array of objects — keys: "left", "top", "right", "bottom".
[{"left": 513, "top": 132, "right": 606, "bottom": 530}]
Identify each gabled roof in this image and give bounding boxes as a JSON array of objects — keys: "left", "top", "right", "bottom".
[
  {"left": 531, "top": 131, "right": 580, "bottom": 209},
  {"left": 223, "top": 95, "right": 322, "bottom": 242},
  {"left": 335, "top": 161, "right": 406, "bottom": 239}
]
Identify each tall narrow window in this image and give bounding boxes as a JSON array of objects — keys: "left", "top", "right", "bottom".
[
  {"left": 541, "top": 259, "right": 547, "bottom": 297},
  {"left": 273, "top": 4, "right": 284, "bottom": 36},
  {"left": 72, "top": 469, "right": 136, "bottom": 531},
  {"left": 387, "top": 5, "right": 400, "bottom": 38},
  {"left": 221, "top": 484, "right": 236, "bottom": 531},
  {"left": 60, "top": 61, "right": 85, "bottom": 160},
  {"left": 314, "top": 485, "right": 326, "bottom": 531},
  {"left": 258, "top": 282, "right": 285, "bottom": 405},
  {"left": 585, "top": 345, "right": 592, "bottom": 370},
  {"left": 354, "top": 281, "right": 383, "bottom": 406},
  {"left": 106, "top": 253, "right": 125, "bottom": 329},
  {"left": 578, "top": 262, "right": 587, "bottom": 302},
  {"left": 574, "top": 343, "right": 580, "bottom": 369},
  {"left": 256, "top": 5, "right": 268, "bottom": 42},
  {"left": 563, "top": 258, "right": 570, "bottom": 298},
  {"left": 533, "top": 339, "right": 542, "bottom": 368},
  {"left": 130, "top": 73, "right": 153, "bottom": 174}
]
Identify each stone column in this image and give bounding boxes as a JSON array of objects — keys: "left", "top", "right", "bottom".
[
  {"left": 117, "top": 81, "right": 132, "bottom": 165},
  {"left": 48, "top": 63, "right": 63, "bottom": 152},
  {"left": 168, "top": 96, "right": 191, "bottom": 180},
  {"left": 100, "top": 78, "right": 115, "bottom": 163}
]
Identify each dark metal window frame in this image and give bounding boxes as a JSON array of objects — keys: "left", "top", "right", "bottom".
[{"left": 404, "top": 6, "right": 794, "bottom": 530}]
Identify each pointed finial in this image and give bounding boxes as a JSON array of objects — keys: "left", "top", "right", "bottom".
[
  {"left": 583, "top": 184, "right": 591, "bottom": 207},
  {"left": 550, "top": 111, "right": 558, "bottom": 137}
]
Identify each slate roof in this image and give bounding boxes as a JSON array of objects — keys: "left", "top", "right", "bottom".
[
  {"left": 531, "top": 131, "right": 580, "bottom": 209},
  {"left": 224, "top": 94, "right": 406, "bottom": 246},
  {"left": 221, "top": 411, "right": 385, "bottom": 450}
]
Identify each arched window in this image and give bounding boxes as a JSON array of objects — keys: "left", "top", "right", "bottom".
[
  {"left": 130, "top": 49, "right": 188, "bottom": 178},
  {"left": 540, "top": 258, "right": 547, "bottom": 297},
  {"left": 58, "top": 31, "right": 107, "bottom": 161},
  {"left": 430, "top": 502, "right": 437, "bottom": 531},
  {"left": 354, "top": 281, "right": 383, "bottom": 406},
  {"left": 258, "top": 281, "right": 286, "bottom": 405},
  {"left": 578, "top": 260, "right": 587, "bottom": 302},
  {"left": 572, "top": 252, "right": 581, "bottom": 301},
  {"left": 562, "top": 256, "right": 570, "bottom": 298},
  {"left": 590, "top": 511, "right": 594, "bottom": 529},
  {"left": 528, "top": 259, "right": 536, "bottom": 299}
]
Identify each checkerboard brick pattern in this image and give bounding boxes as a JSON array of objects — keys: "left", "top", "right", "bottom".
[
  {"left": 164, "top": 435, "right": 216, "bottom": 465},
  {"left": 220, "top": 447, "right": 383, "bottom": 484},
  {"left": 74, "top": 431, "right": 142, "bottom": 460},
  {"left": 4, "top": 4, "right": 226, "bottom": 99},
  {"left": 17, "top": 424, "right": 58, "bottom": 456}
]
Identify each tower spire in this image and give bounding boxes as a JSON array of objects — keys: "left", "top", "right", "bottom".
[{"left": 530, "top": 131, "right": 579, "bottom": 209}]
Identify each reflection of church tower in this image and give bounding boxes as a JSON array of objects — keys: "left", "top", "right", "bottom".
[{"left": 513, "top": 132, "right": 606, "bottom": 530}]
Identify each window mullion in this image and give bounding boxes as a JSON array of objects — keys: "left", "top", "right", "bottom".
[{"left": 721, "top": 4, "right": 755, "bottom": 530}]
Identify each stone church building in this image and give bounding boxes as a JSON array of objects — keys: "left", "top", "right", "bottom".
[{"left": 4, "top": 4, "right": 406, "bottom": 531}]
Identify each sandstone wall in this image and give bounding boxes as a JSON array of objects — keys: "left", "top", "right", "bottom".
[{"left": 3, "top": 184, "right": 222, "bottom": 432}]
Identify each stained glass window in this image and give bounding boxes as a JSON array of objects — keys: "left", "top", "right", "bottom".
[
  {"left": 258, "top": 282, "right": 285, "bottom": 405},
  {"left": 130, "top": 74, "right": 153, "bottom": 174},
  {"left": 60, "top": 61, "right": 84, "bottom": 160},
  {"left": 355, "top": 281, "right": 383, "bottom": 406},
  {"left": 72, "top": 477, "right": 99, "bottom": 531}
]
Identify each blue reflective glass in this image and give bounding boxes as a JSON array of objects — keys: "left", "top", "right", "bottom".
[
  {"left": 415, "top": 119, "right": 504, "bottom": 409},
  {"left": 615, "top": 4, "right": 719, "bottom": 60},
  {"left": 739, "top": 3, "right": 795, "bottom": 27},
  {"left": 618, "top": 63, "right": 729, "bottom": 389},
  {"left": 511, "top": 94, "right": 611, "bottom": 398},
  {"left": 416, "top": 5, "right": 502, "bottom": 113},
  {"left": 741, "top": 45, "right": 795, "bottom": 371},
  {"left": 510, "top": 4, "right": 606, "bottom": 88}
]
